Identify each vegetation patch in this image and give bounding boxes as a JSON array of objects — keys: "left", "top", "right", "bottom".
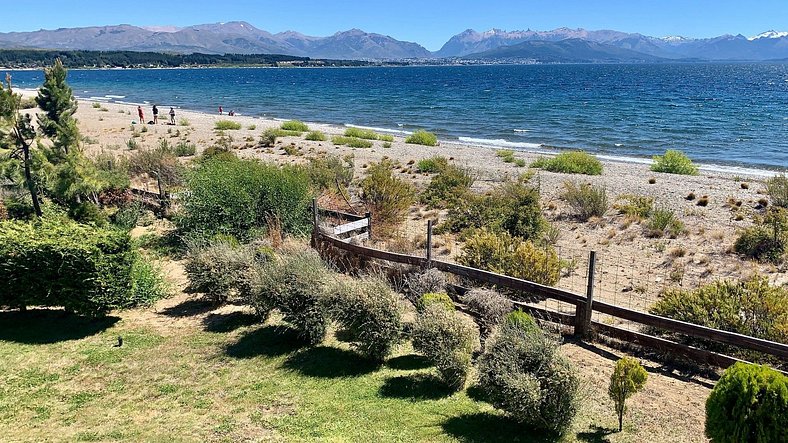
[
  {"left": 405, "top": 130, "right": 438, "bottom": 146},
  {"left": 646, "top": 207, "right": 684, "bottom": 238},
  {"left": 650, "top": 149, "right": 698, "bottom": 175},
  {"left": 305, "top": 130, "right": 327, "bottom": 141},
  {"left": 734, "top": 208, "right": 787, "bottom": 263},
  {"left": 561, "top": 181, "right": 608, "bottom": 220},
  {"left": 281, "top": 120, "right": 309, "bottom": 132},
  {"left": 214, "top": 120, "right": 242, "bottom": 131},
  {"left": 766, "top": 173, "right": 788, "bottom": 208},
  {"left": 531, "top": 151, "right": 602, "bottom": 175},
  {"left": 420, "top": 164, "right": 475, "bottom": 208},
  {"left": 360, "top": 160, "right": 416, "bottom": 230},
  {"left": 416, "top": 156, "right": 448, "bottom": 173}
]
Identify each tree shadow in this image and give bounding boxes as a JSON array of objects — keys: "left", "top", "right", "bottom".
[
  {"left": 160, "top": 298, "right": 216, "bottom": 318},
  {"left": 577, "top": 425, "right": 617, "bottom": 443},
  {"left": 442, "top": 413, "right": 557, "bottom": 443},
  {"left": 203, "top": 311, "right": 259, "bottom": 333},
  {"left": 225, "top": 325, "right": 304, "bottom": 359},
  {"left": 465, "top": 385, "right": 490, "bottom": 403},
  {"left": 385, "top": 354, "right": 432, "bottom": 371},
  {"left": 379, "top": 373, "right": 454, "bottom": 400},
  {"left": 283, "top": 346, "right": 378, "bottom": 378},
  {"left": 0, "top": 309, "right": 119, "bottom": 344}
]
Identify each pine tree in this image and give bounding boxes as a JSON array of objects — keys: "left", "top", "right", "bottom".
[{"left": 35, "top": 58, "right": 79, "bottom": 157}]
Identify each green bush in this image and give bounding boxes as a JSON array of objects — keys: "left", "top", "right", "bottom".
[
  {"left": 281, "top": 120, "right": 309, "bottom": 132},
  {"left": 417, "top": 292, "right": 455, "bottom": 312},
  {"left": 734, "top": 208, "right": 787, "bottom": 263},
  {"left": 614, "top": 194, "right": 654, "bottom": 219},
  {"left": 496, "top": 149, "right": 515, "bottom": 163},
  {"left": 253, "top": 248, "right": 332, "bottom": 345},
  {"left": 0, "top": 199, "right": 7, "bottom": 221},
  {"left": 416, "top": 156, "right": 448, "bottom": 173},
  {"left": 331, "top": 135, "right": 373, "bottom": 149},
  {"left": 184, "top": 241, "right": 270, "bottom": 305},
  {"left": 127, "top": 144, "right": 184, "bottom": 187},
  {"left": 561, "top": 181, "right": 608, "bottom": 221},
  {"left": 177, "top": 157, "right": 313, "bottom": 241},
  {"left": 705, "top": 363, "right": 787, "bottom": 443},
  {"left": 405, "top": 130, "right": 438, "bottom": 146},
  {"left": 111, "top": 202, "right": 144, "bottom": 230},
  {"left": 302, "top": 155, "right": 354, "bottom": 192},
  {"left": 260, "top": 128, "right": 280, "bottom": 147},
  {"left": 412, "top": 303, "right": 480, "bottom": 391},
  {"left": 174, "top": 141, "right": 196, "bottom": 157},
  {"left": 608, "top": 357, "right": 648, "bottom": 432},
  {"left": 330, "top": 276, "right": 402, "bottom": 361},
  {"left": 0, "top": 218, "right": 139, "bottom": 316},
  {"left": 360, "top": 160, "right": 416, "bottom": 229},
  {"left": 646, "top": 207, "right": 685, "bottom": 238},
  {"left": 215, "top": 120, "right": 242, "bottom": 131},
  {"left": 458, "top": 230, "right": 560, "bottom": 287},
  {"left": 650, "top": 150, "right": 698, "bottom": 175},
  {"left": 649, "top": 276, "right": 788, "bottom": 362},
  {"left": 477, "top": 311, "right": 580, "bottom": 435},
  {"left": 305, "top": 130, "right": 327, "bottom": 141},
  {"left": 344, "top": 127, "right": 379, "bottom": 140},
  {"left": 766, "top": 173, "right": 788, "bottom": 208},
  {"left": 531, "top": 151, "right": 602, "bottom": 175},
  {"left": 129, "top": 258, "right": 171, "bottom": 307},
  {"left": 420, "top": 164, "right": 474, "bottom": 208}
]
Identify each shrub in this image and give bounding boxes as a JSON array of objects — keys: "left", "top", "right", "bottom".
[
  {"left": 420, "top": 164, "right": 474, "bottom": 208},
  {"left": 650, "top": 149, "right": 698, "bottom": 175},
  {"left": 344, "top": 127, "right": 379, "bottom": 140},
  {"left": 458, "top": 230, "right": 560, "bottom": 287},
  {"left": 766, "top": 173, "right": 788, "bottom": 208},
  {"left": 705, "top": 363, "right": 787, "bottom": 443},
  {"left": 0, "top": 218, "right": 139, "bottom": 316},
  {"left": 178, "top": 118, "right": 190, "bottom": 126},
  {"left": 260, "top": 128, "right": 280, "bottom": 147},
  {"left": 129, "top": 258, "right": 171, "bottom": 307},
  {"left": 608, "top": 357, "right": 648, "bottom": 432},
  {"left": 734, "top": 208, "right": 787, "bottom": 263},
  {"left": 302, "top": 155, "right": 354, "bottom": 192},
  {"left": 173, "top": 141, "right": 196, "bottom": 157},
  {"left": 360, "top": 160, "right": 416, "bottom": 229},
  {"left": 649, "top": 276, "right": 788, "bottom": 362},
  {"left": 615, "top": 194, "right": 654, "bottom": 219},
  {"left": 126, "top": 138, "right": 139, "bottom": 150},
  {"left": 462, "top": 288, "right": 512, "bottom": 339},
  {"left": 111, "top": 202, "right": 144, "bottom": 230},
  {"left": 496, "top": 149, "right": 516, "bottom": 163},
  {"left": 281, "top": 120, "right": 309, "bottom": 132},
  {"left": 253, "top": 248, "right": 331, "bottom": 344},
  {"left": 405, "top": 268, "right": 447, "bottom": 301},
  {"left": 561, "top": 181, "right": 608, "bottom": 221},
  {"left": 646, "top": 207, "right": 685, "bottom": 238},
  {"left": 0, "top": 199, "right": 7, "bottom": 221},
  {"left": 127, "top": 145, "right": 184, "bottom": 187},
  {"left": 305, "top": 130, "right": 326, "bottom": 141},
  {"left": 531, "top": 151, "right": 602, "bottom": 175},
  {"left": 412, "top": 303, "right": 480, "bottom": 390},
  {"left": 405, "top": 130, "right": 438, "bottom": 146},
  {"left": 330, "top": 276, "right": 402, "bottom": 361},
  {"left": 380, "top": 134, "right": 394, "bottom": 142},
  {"left": 184, "top": 241, "right": 269, "bottom": 304},
  {"left": 177, "top": 157, "right": 313, "bottom": 241},
  {"left": 477, "top": 311, "right": 580, "bottom": 435},
  {"left": 417, "top": 292, "right": 455, "bottom": 312},
  {"left": 416, "top": 156, "right": 448, "bottom": 173},
  {"left": 215, "top": 120, "right": 242, "bottom": 130},
  {"left": 331, "top": 135, "right": 373, "bottom": 149}
]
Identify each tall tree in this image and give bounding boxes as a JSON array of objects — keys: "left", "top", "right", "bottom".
[
  {"left": 36, "top": 58, "right": 79, "bottom": 157},
  {"left": 0, "top": 74, "right": 42, "bottom": 217}
]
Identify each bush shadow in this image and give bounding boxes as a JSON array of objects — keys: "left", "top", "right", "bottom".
[
  {"left": 283, "top": 346, "right": 378, "bottom": 378},
  {"left": 577, "top": 424, "right": 616, "bottom": 443},
  {"left": 385, "top": 353, "right": 432, "bottom": 371},
  {"left": 379, "top": 373, "right": 453, "bottom": 400},
  {"left": 225, "top": 324, "right": 304, "bottom": 359},
  {"left": 203, "top": 311, "right": 259, "bottom": 333},
  {"left": 0, "top": 309, "right": 119, "bottom": 344},
  {"left": 160, "top": 298, "right": 216, "bottom": 318},
  {"left": 442, "top": 412, "right": 558, "bottom": 443}
]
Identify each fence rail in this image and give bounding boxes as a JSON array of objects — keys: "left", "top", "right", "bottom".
[{"left": 312, "top": 202, "right": 788, "bottom": 370}]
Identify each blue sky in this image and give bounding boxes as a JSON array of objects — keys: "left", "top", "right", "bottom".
[{"left": 4, "top": 0, "right": 787, "bottom": 50}]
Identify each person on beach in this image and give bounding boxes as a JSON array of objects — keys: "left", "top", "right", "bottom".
[
  {"left": 152, "top": 105, "right": 159, "bottom": 124},
  {"left": 169, "top": 107, "right": 176, "bottom": 124},
  {"left": 137, "top": 106, "right": 144, "bottom": 124},
  {"left": 218, "top": 105, "right": 223, "bottom": 115}
]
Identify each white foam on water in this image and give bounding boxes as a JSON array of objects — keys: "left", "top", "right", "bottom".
[
  {"left": 513, "top": 129, "right": 530, "bottom": 133},
  {"left": 458, "top": 137, "right": 542, "bottom": 150},
  {"left": 597, "top": 154, "right": 779, "bottom": 177},
  {"left": 105, "top": 95, "right": 126, "bottom": 99},
  {"left": 88, "top": 97, "right": 110, "bottom": 101},
  {"left": 614, "top": 143, "right": 624, "bottom": 147},
  {"left": 344, "top": 123, "right": 412, "bottom": 135}
]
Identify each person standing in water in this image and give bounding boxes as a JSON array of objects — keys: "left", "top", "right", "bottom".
[
  {"left": 152, "top": 105, "right": 159, "bottom": 124},
  {"left": 169, "top": 107, "right": 176, "bottom": 124},
  {"left": 218, "top": 105, "right": 223, "bottom": 115},
  {"left": 137, "top": 106, "right": 144, "bottom": 124}
]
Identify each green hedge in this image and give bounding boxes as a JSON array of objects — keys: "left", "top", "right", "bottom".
[{"left": 0, "top": 218, "right": 138, "bottom": 316}]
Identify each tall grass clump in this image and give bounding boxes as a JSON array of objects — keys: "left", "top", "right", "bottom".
[
  {"left": 127, "top": 144, "right": 185, "bottom": 187},
  {"left": 215, "top": 120, "right": 242, "bottom": 130},
  {"left": 329, "top": 276, "right": 402, "bottom": 361},
  {"left": 420, "top": 164, "right": 475, "bottom": 208},
  {"left": 184, "top": 241, "right": 271, "bottom": 305},
  {"left": 766, "top": 173, "right": 788, "bottom": 208},
  {"left": 614, "top": 194, "right": 654, "bottom": 219},
  {"left": 305, "top": 130, "right": 327, "bottom": 141},
  {"left": 416, "top": 156, "right": 448, "bottom": 173},
  {"left": 331, "top": 135, "right": 373, "bottom": 149},
  {"left": 650, "top": 149, "right": 698, "bottom": 175},
  {"left": 281, "top": 120, "right": 309, "bottom": 132},
  {"left": 360, "top": 160, "right": 416, "bottom": 230},
  {"left": 477, "top": 311, "right": 580, "bottom": 435},
  {"left": 412, "top": 302, "right": 480, "bottom": 390},
  {"left": 705, "top": 363, "right": 787, "bottom": 443},
  {"left": 405, "top": 130, "right": 438, "bottom": 146},
  {"left": 302, "top": 155, "right": 354, "bottom": 193},
  {"left": 174, "top": 141, "right": 197, "bottom": 157},
  {"left": 129, "top": 258, "right": 171, "bottom": 307},
  {"left": 734, "top": 207, "right": 787, "bottom": 263},
  {"left": 177, "top": 157, "right": 313, "bottom": 242},
  {"left": 531, "top": 151, "right": 602, "bottom": 175},
  {"left": 458, "top": 230, "right": 560, "bottom": 286},
  {"left": 344, "top": 127, "right": 379, "bottom": 140},
  {"left": 646, "top": 207, "right": 685, "bottom": 238},
  {"left": 561, "top": 181, "right": 608, "bottom": 221}
]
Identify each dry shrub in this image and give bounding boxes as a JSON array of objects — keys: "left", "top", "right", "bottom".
[
  {"left": 405, "top": 268, "right": 447, "bottom": 302},
  {"left": 184, "top": 240, "right": 272, "bottom": 305},
  {"left": 462, "top": 288, "right": 513, "bottom": 340}
]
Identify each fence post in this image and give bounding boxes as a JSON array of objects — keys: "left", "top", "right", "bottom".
[
  {"left": 311, "top": 198, "right": 319, "bottom": 246},
  {"left": 575, "top": 251, "right": 596, "bottom": 338},
  {"left": 365, "top": 211, "right": 372, "bottom": 239},
  {"left": 426, "top": 219, "right": 433, "bottom": 268}
]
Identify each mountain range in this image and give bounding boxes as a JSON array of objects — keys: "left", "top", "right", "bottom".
[{"left": 1, "top": 22, "right": 787, "bottom": 62}]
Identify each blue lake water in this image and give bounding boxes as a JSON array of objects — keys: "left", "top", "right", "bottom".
[{"left": 5, "top": 64, "right": 787, "bottom": 170}]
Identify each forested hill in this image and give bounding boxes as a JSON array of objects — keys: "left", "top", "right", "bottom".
[{"left": 0, "top": 49, "right": 373, "bottom": 69}]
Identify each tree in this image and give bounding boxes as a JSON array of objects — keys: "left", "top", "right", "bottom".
[
  {"left": 36, "top": 58, "right": 79, "bottom": 157},
  {"left": 0, "top": 74, "right": 42, "bottom": 217},
  {"left": 608, "top": 357, "right": 648, "bottom": 432}
]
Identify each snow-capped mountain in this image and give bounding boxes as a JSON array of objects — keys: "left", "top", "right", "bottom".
[{"left": 749, "top": 30, "right": 788, "bottom": 40}]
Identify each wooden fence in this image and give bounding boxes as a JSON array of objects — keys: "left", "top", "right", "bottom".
[{"left": 312, "top": 202, "right": 788, "bottom": 370}]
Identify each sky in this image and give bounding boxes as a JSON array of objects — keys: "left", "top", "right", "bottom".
[{"left": 3, "top": 0, "right": 788, "bottom": 51}]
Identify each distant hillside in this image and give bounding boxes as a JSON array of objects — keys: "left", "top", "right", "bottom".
[{"left": 462, "top": 39, "right": 665, "bottom": 63}]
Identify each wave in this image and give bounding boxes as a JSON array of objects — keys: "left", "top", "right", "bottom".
[
  {"left": 105, "top": 95, "right": 126, "bottom": 99},
  {"left": 596, "top": 154, "right": 776, "bottom": 177},
  {"left": 512, "top": 129, "right": 531, "bottom": 133},
  {"left": 457, "top": 137, "right": 542, "bottom": 150},
  {"left": 344, "top": 123, "right": 412, "bottom": 135},
  {"left": 87, "top": 96, "right": 110, "bottom": 101}
]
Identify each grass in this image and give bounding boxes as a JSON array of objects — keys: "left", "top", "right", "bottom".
[
  {"left": 531, "top": 151, "right": 603, "bottom": 175},
  {"left": 650, "top": 150, "right": 698, "bottom": 175},
  {"left": 215, "top": 120, "right": 242, "bottom": 131},
  {"left": 305, "top": 130, "right": 327, "bottom": 141},
  {"left": 179, "top": 118, "right": 191, "bottom": 127},
  {"left": 417, "top": 156, "right": 448, "bottom": 173},
  {"left": 332, "top": 136, "right": 373, "bottom": 149},
  {"left": 281, "top": 120, "right": 309, "bottom": 132},
  {"left": 405, "top": 130, "right": 439, "bottom": 146},
  {"left": 343, "top": 127, "right": 395, "bottom": 142}
]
